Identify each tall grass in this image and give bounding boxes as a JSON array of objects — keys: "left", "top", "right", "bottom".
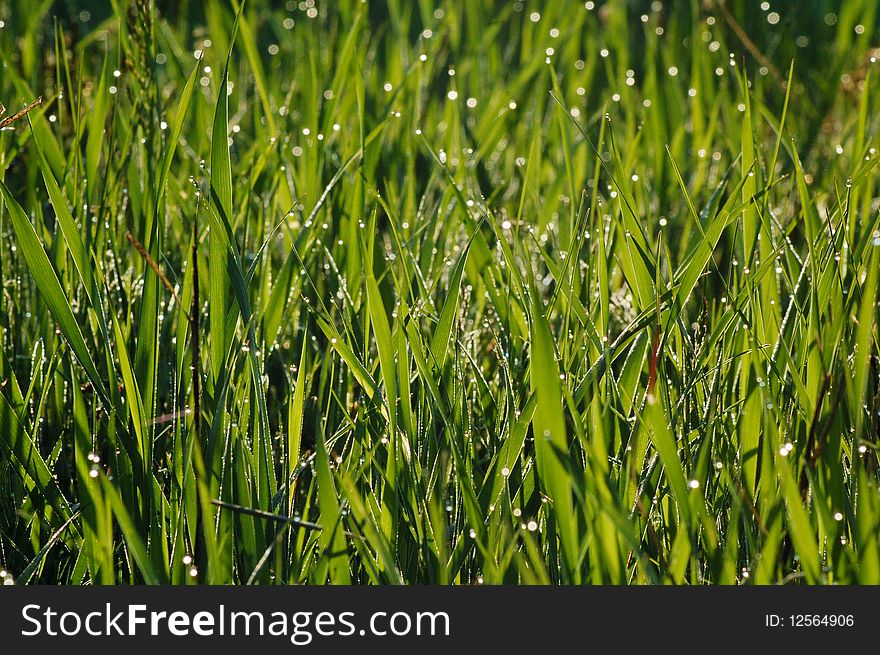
[{"left": 0, "top": 0, "right": 878, "bottom": 585}]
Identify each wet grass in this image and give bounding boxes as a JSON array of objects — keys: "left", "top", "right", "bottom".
[{"left": 0, "top": 0, "right": 879, "bottom": 584}]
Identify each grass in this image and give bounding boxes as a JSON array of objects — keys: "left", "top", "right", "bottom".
[{"left": 0, "top": 0, "right": 878, "bottom": 585}]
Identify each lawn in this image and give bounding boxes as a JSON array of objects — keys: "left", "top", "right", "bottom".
[{"left": 0, "top": 0, "right": 878, "bottom": 585}]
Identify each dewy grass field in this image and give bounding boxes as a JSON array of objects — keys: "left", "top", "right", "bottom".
[{"left": 0, "top": 0, "right": 878, "bottom": 586}]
